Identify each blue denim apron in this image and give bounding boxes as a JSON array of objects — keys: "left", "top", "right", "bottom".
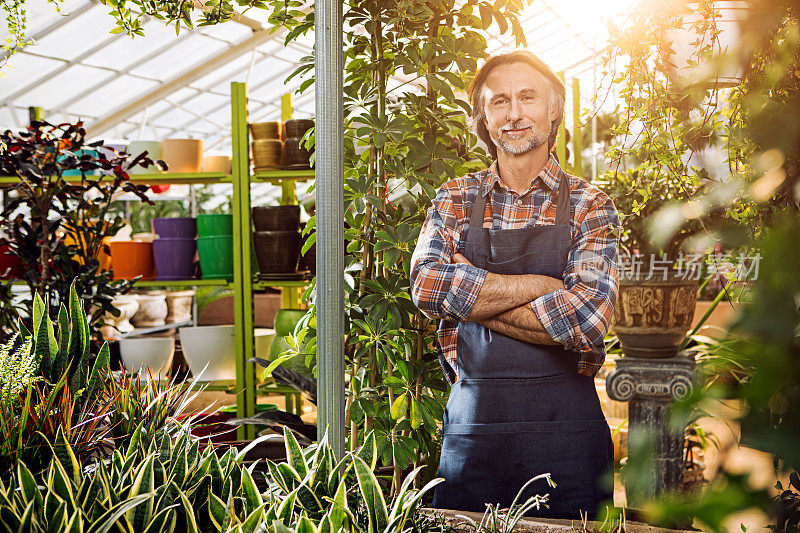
[{"left": 432, "top": 171, "right": 614, "bottom": 519}]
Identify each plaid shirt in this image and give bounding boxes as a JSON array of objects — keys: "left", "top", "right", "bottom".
[{"left": 410, "top": 154, "right": 621, "bottom": 383}]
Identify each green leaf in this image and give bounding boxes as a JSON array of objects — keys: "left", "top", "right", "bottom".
[
  {"left": 390, "top": 392, "right": 408, "bottom": 420},
  {"left": 353, "top": 456, "right": 388, "bottom": 533},
  {"left": 296, "top": 515, "right": 317, "bottom": 533},
  {"left": 17, "top": 463, "right": 42, "bottom": 508},
  {"left": 283, "top": 427, "right": 308, "bottom": 479},
  {"left": 55, "top": 305, "right": 69, "bottom": 377},
  {"left": 86, "top": 342, "right": 110, "bottom": 398},
  {"left": 356, "top": 431, "right": 378, "bottom": 470},
  {"left": 86, "top": 493, "right": 155, "bottom": 533},
  {"left": 128, "top": 455, "right": 155, "bottom": 531},
  {"left": 240, "top": 466, "right": 262, "bottom": 512},
  {"left": 409, "top": 397, "right": 423, "bottom": 429}
]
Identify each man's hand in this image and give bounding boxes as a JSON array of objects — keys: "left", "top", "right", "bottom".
[{"left": 451, "top": 253, "right": 564, "bottom": 321}]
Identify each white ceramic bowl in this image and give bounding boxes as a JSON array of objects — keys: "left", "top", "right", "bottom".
[
  {"left": 254, "top": 328, "right": 276, "bottom": 358},
  {"left": 179, "top": 325, "right": 235, "bottom": 381},
  {"left": 127, "top": 141, "right": 163, "bottom": 175},
  {"left": 118, "top": 336, "right": 175, "bottom": 376}
]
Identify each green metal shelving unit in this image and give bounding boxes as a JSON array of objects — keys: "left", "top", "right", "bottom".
[{"left": 0, "top": 82, "right": 312, "bottom": 441}]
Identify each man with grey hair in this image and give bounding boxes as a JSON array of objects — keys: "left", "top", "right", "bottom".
[{"left": 410, "top": 51, "right": 622, "bottom": 519}]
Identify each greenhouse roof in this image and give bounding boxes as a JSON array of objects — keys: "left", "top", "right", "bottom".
[{"left": 0, "top": 0, "right": 624, "bottom": 154}]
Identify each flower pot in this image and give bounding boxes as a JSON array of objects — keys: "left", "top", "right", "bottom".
[
  {"left": 118, "top": 335, "right": 175, "bottom": 375},
  {"left": 254, "top": 328, "right": 276, "bottom": 358},
  {"left": 0, "top": 242, "right": 24, "bottom": 279},
  {"left": 252, "top": 205, "right": 300, "bottom": 232},
  {"left": 252, "top": 139, "right": 283, "bottom": 170},
  {"left": 61, "top": 149, "right": 100, "bottom": 177},
  {"left": 249, "top": 122, "right": 281, "bottom": 140},
  {"left": 127, "top": 141, "right": 163, "bottom": 175},
  {"left": 152, "top": 217, "right": 196, "bottom": 239},
  {"left": 131, "top": 291, "right": 168, "bottom": 327},
  {"left": 197, "top": 235, "right": 234, "bottom": 281},
  {"left": 110, "top": 241, "right": 155, "bottom": 280},
  {"left": 253, "top": 230, "right": 300, "bottom": 274},
  {"left": 273, "top": 308, "right": 307, "bottom": 337},
  {"left": 612, "top": 273, "right": 699, "bottom": 358},
  {"left": 201, "top": 155, "right": 232, "bottom": 173},
  {"left": 100, "top": 295, "right": 139, "bottom": 340},
  {"left": 284, "top": 119, "right": 314, "bottom": 139},
  {"left": 153, "top": 238, "right": 196, "bottom": 280},
  {"left": 163, "top": 139, "right": 204, "bottom": 173},
  {"left": 165, "top": 289, "right": 195, "bottom": 323},
  {"left": 281, "top": 137, "right": 312, "bottom": 169},
  {"left": 196, "top": 214, "right": 233, "bottom": 237},
  {"left": 179, "top": 325, "right": 236, "bottom": 381}
]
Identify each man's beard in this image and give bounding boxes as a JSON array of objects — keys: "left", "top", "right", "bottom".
[{"left": 493, "top": 120, "right": 550, "bottom": 155}]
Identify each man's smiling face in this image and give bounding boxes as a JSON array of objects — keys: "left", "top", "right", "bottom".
[{"left": 482, "top": 62, "right": 557, "bottom": 156}]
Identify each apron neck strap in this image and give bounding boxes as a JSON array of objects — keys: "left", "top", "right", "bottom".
[
  {"left": 469, "top": 181, "right": 488, "bottom": 229},
  {"left": 469, "top": 165, "right": 571, "bottom": 229},
  {"left": 554, "top": 169, "right": 570, "bottom": 226}
]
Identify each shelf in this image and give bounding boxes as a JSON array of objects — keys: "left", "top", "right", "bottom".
[
  {"left": 135, "top": 279, "right": 233, "bottom": 288},
  {"left": 118, "top": 320, "right": 193, "bottom": 338},
  {"left": 0, "top": 172, "right": 231, "bottom": 186},
  {"left": 253, "top": 279, "right": 311, "bottom": 290},
  {"left": 252, "top": 169, "right": 315, "bottom": 181}
]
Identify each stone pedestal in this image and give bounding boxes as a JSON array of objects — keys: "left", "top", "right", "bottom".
[{"left": 605, "top": 353, "right": 695, "bottom": 503}]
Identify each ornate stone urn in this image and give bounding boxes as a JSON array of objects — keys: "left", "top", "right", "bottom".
[
  {"left": 613, "top": 272, "right": 699, "bottom": 358},
  {"left": 165, "top": 289, "right": 195, "bottom": 323},
  {"left": 100, "top": 295, "right": 139, "bottom": 340},
  {"left": 131, "top": 291, "right": 168, "bottom": 327}
]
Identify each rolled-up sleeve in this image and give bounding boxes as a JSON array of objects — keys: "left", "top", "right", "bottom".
[
  {"left": 530, "top": 195, "right": 621, "bottom": 356},
  {"left": 410, "top": 185, "right": 487, "bottom": 322}
]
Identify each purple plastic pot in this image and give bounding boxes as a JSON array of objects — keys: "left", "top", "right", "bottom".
[
  {"left": 153, "top": 238, "right": 197, "bottom": 280},
  {"left": 152, "top": 217, "right": 197, "bottom": 239}
]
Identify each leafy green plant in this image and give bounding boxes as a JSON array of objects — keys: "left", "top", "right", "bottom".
[
  {"left": 596, "top": 1, "right": 743, "bottom": 260},
  {"left": 0, "top": 333, "right": 35, "bottom": 399}
]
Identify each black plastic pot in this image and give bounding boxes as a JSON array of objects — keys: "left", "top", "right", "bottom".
[
  {"left": 254, "top": 230, "right": 301, "bottom": 273},
  {"left": 252, "top": 205, "right": 300, "bottom": 232}
]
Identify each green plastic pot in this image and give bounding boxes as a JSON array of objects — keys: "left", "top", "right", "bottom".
[
  {"left": 273, "top": 308, "right": 307, "bottom": 336},
  {"left": 197, "top": 214, "right": 233, "bottom": 237},
  {"left": 197, "top": 235, "right": 233, "bottom": 280}
]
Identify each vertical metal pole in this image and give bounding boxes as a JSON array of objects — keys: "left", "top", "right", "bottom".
[
  {"left": 556, "top": 72, "right": 567, "bottom": 166},
  {"left": 316, "top": 0, "right": 345, "bottom": 459},
  {"left": 572, "top": 78, "right": 582, "bottom": 177}
]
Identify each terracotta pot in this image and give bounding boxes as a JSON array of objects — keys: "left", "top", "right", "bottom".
[
  {"left": 163, "top": 139, "right": 204, "bottom": 173},
  {"left": 110, "top": 241, "right": 155, "bottom": 280},
  {"left": 252, "top": 140, "right": 282, "bottom": 170},
  {"left": 131, "top": 291, "right": 168, "bottom": 327},
  {"left": 127, "top": 141, "right": 163, "bottom": 175},
  {"left": 249, "top": 122, "right": 281, "bottom": 140},
  {"left": 100, "top": 295, "right": 139, "bottom": 340},
  {"left": 202, "top": 155, "right": 232, "bottom": 173},
  {"left": 165, "top": 289, "right": 195, "bottom": 323},
  {"left": 612, "top": 273, "right": 699, "bottom": 358},
  {"left": 252, "top": 205, "right": 300, "bottom": 232}
]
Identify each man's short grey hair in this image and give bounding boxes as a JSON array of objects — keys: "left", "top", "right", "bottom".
[{"left": 467, "top": 51, "right": 566, "bottom": 160}]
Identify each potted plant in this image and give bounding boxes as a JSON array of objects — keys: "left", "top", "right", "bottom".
[{"left": 0, "top": 121, "right": 157, "bottom": 338}]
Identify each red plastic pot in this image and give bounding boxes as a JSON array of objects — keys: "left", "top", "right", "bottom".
[{"left": 0, "top": 243, "right": 24, "bottom": 279}]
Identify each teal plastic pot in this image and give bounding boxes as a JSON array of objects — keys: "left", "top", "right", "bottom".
[
  {"left": 197, "top": 214, "right": 233, "bottom": 237},
  {"left": 197, "top": 235, "right": 233, "bottom": 280}
]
